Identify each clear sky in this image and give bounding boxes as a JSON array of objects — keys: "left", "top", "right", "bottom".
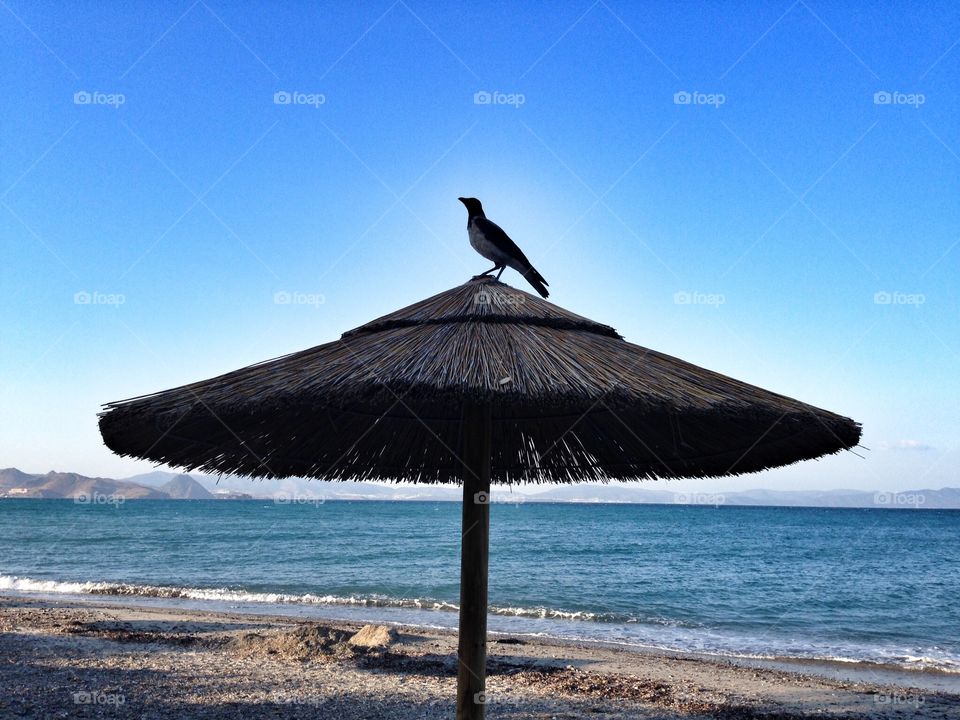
[{"left": 2, "top": 1, "right": 957, "bottom": 492}]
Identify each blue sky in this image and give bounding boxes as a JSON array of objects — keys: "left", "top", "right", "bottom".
[{"left": 2, "top": 0, "right": 957, "bottom": 491}]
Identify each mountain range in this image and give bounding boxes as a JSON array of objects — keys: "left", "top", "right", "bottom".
[
  {"left": 0, "top": 468, "right": 233, "bottom": 500},
  {"left": 2, "top": 467, "right": 958, "bottom": 509}
]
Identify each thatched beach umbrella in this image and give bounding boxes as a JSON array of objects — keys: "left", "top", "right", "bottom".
[{"left": 100, "top": 276, "right": 860, "bottom": 719}]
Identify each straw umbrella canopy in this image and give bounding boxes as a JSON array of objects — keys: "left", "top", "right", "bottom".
[{"left": 99, "top": 276, "right": 861, "bottom": 719}]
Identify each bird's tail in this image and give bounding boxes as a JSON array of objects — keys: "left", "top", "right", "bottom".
[{"left": 522, "top": 266, "right": 549, "bottom": 298}]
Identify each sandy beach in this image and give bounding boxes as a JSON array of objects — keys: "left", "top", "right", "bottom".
[{"left": 1, "top": 595, "right": 956, "bottom": 719}]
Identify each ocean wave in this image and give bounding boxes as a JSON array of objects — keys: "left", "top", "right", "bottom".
[
  {"left": 3, "top": 573, "right": 958, "bottom": 674},
  {"left": 0, "top": 574, "right": 437, "bottom": 609},
  {"left": 0, "top": 574, "right": 660, "bottom": 624},
  {"left": 898, "top": 655, "right": 960, "bottom": 672}
]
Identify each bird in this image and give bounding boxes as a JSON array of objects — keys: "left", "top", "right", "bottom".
[{"left": 458, "top": 197, "right": 549, "bottom": 298}]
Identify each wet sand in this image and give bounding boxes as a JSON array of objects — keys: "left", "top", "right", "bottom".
[{"left": 1, "top": 595, "right": 956, "bottom": 719}]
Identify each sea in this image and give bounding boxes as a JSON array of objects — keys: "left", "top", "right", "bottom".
[{"left": 1, "top": 499, "right": 957, "bottom": 678}]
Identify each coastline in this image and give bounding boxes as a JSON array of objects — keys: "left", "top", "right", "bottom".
[
  {"left": 2, "top": 594, "right": 956, "bottom": 719},
  {"left": 4, "top": 574, "right": 957, "bottom": 679}
]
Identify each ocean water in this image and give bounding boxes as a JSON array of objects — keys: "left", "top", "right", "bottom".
[{"left": 1, "top": 499, "right": 957, "bottom": 673}]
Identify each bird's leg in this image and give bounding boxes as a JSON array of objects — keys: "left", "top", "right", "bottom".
[
  {"left": 495, "top": 266, "right": 506, "bottom": 280},
  {"left": 472, "top": 263, "right": 499, "bottom": 279}
]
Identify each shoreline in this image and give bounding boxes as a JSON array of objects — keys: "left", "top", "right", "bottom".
[
  {"left": 4, "top": 577, "right": 957, "bottom": 681},
  {"left": 5, "top": 588, "right": 958, "bottom": 692},
  {"left": 2, "top": 594, "right": 957, "bottom": 719}
]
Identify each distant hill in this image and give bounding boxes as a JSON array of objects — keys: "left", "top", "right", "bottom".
[
  {"left": 1, "top": 468, "right": 213, "bottom": 500},
  {"left": 159, "top": 474, "right": 213, "bottom": 499},
  {"left": 0, "top": 468, "right": 164, "bottom": 500},
  {"left": 522, "top": 485, "right": 960, "bottom": 510},
  {"left": 3, "top": 467, "right": 958, "bottom": 509},
  {"left": 706, "top": 487, "right": 960, "bottom": 510},
  {"left": 123, "top": 470, "right": 179, "bottom": 488},
  {"left": 127, "top": 470, "right": 461, "bottom": 502},
  {"left": 524, "top": 484, "right": 676, "bottom": 504}
]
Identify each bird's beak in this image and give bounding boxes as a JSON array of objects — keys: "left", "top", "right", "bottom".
[{"left": 457, "top": 197, "right": 466, "bottom": 204}]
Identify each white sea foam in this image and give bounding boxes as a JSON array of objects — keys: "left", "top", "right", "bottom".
[
  {"left": 0, "top": 574, "right": 621, "bottom": 621},
  {"left": 0, "top": 575, "right": 373, "bottom": 607},
  {"left": 3, "top": 573, "right": 958, "bottom": 674}
]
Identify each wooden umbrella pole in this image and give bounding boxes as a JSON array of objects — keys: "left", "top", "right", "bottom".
[{"left": 456, "top": 400, "right": 492, "bottom": 720}]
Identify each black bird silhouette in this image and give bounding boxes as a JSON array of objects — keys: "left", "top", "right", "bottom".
[{"left": 458, "top": 197, "right": 549, "bottom": 298}]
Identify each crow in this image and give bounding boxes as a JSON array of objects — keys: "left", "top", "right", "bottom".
[{"left": 458, "top": 197, "right": 549, "bottom": 298}]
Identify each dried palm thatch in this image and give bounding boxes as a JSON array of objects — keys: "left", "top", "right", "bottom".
[{"left": 99, "top": 277, "right": 860, "bottom": 483}]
